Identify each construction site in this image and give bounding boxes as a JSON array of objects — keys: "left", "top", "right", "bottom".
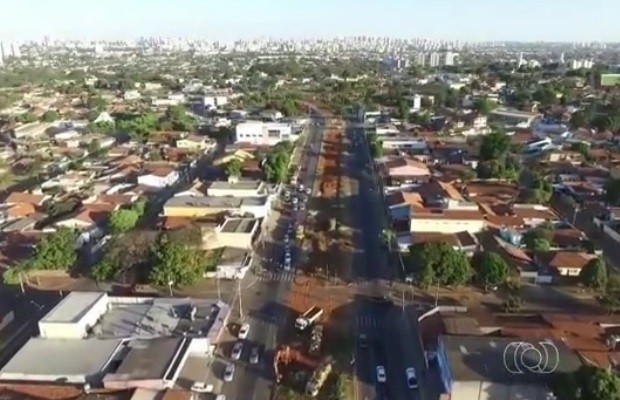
[{"left": 273, "top": 112, "right": 356, "bottom": 399}]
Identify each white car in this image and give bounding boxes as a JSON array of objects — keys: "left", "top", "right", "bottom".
[
  {"left": 238, "top": 323, "right": 250, "bottom": 340},
  {"left": 305, "top": 188, "right": 311, "bottom": 195},
  {"left": 284, "top": 252, "right": 292, "bottom": 264},
  {"left": 376, "top": 366, "right": 387, "bottom": 383},
  {"left": 405, "top": 367, "right": 418, "bottom": 389},
  {"left": 292, "top": 197, "right": 299, "bottom": 204},
  {"left": 284, "top": 235, "right": 290, "bottom": 244},
  {"left": 231, "top": 341, "right": 243, "bottom": 360},
  {"left": 223, "top": 364, "right": 235, "bottom": 382},
  {"left": 191, "top": 382, "right": 213, "bottom": 393},
  {"left": 283, "top": 259, "right": 291, "bottom": 271},
  {"left": 249, "top": 347, "right": 260, "bottom": 364}
]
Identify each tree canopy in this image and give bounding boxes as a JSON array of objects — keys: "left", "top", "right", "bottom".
[
  {"left": 522, "top": 224, "right": 554, "bottom": 251},
  {"left": 149, "top": 237, "right": 205, "bottom": 287},
  {"left": 225, "top": 159, "right": 243, "bottom": 178},
  {"left": 411, "top": 242, "right": 471, "bottom": 287},
  {"left": 579, "top": 258, "right": 608, "bottom": 292},
  {"left": 29, "top": 228, "right": 77, "bottom": 271},
  {"left": 472, "top": 252, "right": 510, "bottom": 287},
  {"left": 554, "top": 365, "right": 620, "bottom": 400},
  {"left": 263, "top": 141, "right": 293, "bottom": 182}
]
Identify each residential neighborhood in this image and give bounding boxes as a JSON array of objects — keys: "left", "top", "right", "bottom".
[{"left": 1, "top": 12, "right": 620, "bottom": 400}]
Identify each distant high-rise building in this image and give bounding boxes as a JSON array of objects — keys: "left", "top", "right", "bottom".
[
  {"left": 0, "top": 43, "right": 5, "bottom": 63},
  {"left": 560, "top": 52, "right": 565, "bottom": 64},
  {"left": 10, "top": 42, "right": 21, "bottom": 58},
  {"left": 444, "top": 52, "right": 456, "bottom": 66},
  {"left": 429, "top": 52, "right": 440, "bottom": 67},
  {"left": 414, "top": 52, "right": 425, "bottom": 66},
  {"left": 518, "top": 52, "right": 525, "bottom": 67}
]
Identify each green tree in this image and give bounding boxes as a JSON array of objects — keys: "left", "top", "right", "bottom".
[
  {"left": 91, "top": 258, "right": 118, "bottom": 282},
  {"left": 149, "top": 237, "right": 203, "bottom": 287},
  {"left": 472, "top": 252, "right": 509, "bottom": 288},
  {"left": 88, "top": 121, "right": 116, "bottom": 135},
  {"left": 569, "top": 111, "right": 588, "bottom": 129},
  {"left": 370, "top": 141, "right": 383, "bottom": 158},
  {"left": 88, "top": 139, "right": 101, "bottom": 154},
  {"left": 554, "top": 365, "right": 620, "bottom": 400},
  {"left": 479, "top": 126, "right": 510, "bottom": 161},
  {"left": 523, "top": 225, "right": 553, "bottom": 251},
  {"left": 0, "top": 172, "right": 15, "bottom": 191},
  {"left": 473, "top": 98, "right": 495, "bottom": 115},
  {"left": 416, "top": 259, "right": 435, "bottom": 289},
  {"left": 570, "top": 142, "right": 591, "bottom": 158},
  {"left": 502, "top": 294, "right": 523, "bottom": 313},
  {"left": 579, "top": 258, "right": 608, "bottom": 291},
  {"left": 225, "top": 159, "right": 243, "bottom": 178},
  {"left": 16, "top": 112, "right": 38, "bottom": 124},
  {"left": 41, "top": 110, "right": 60, "bottom": 122},
  {"left": 281, "top": 98, "right": 298, "bottom": 117},
  {"left": 397, "top": 98, "right": 410, "bottom": 120},
  {"left": 87, "top": 96, "right": 107, "bottom": 111},
  {"left": 30, "top": 228, "right": 77, "bottom": 271},
  {"left": 412, "top": 242, "right": 471, "bottom": 286},
  {"left": 109, "top": 209, "right": 140, "bottom": 234}
]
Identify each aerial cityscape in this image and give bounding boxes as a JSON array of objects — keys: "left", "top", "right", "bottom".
[{"left": 1, "top": 2, "right": 620, "bottom": 400}]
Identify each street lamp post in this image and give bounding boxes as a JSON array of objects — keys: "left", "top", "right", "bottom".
[
  {"left": 167, "top": 280, "right": 174, "bottom": 297},
  {"left": 238, "top": 278, "right": 243, "bottom": 319}
]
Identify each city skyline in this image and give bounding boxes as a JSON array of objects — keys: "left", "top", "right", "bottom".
[{"left": 1, "top": 0, "right": 619, "bottom": 42}]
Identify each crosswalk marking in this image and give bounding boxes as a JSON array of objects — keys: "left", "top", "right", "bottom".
[
  {"left": 257, "top": 271, "right": 297, "bottom": 282},
  {"left": 356, "top": 315, "right": 384, "bottom": 329}
]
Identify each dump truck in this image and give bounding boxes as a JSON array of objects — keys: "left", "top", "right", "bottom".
[
  {"left": 295, "top": 305, "right": 323, "bottom": 331},
  {"left": 309, "top": 324, "right": 323, "bottom": 355},
  {"left": 305, "top": 357, "right": 333, "bottom": 397}
]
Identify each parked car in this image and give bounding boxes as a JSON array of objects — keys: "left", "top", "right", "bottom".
[
  {"left": 223, "top": 364, "right": 235, "bottom": 382},
  {"left": 191, "top": 382, "right": 213, "bottom": 393},
  {"left": 376, "top": 366, "right": 387, "bottom": 383},
  {"left": 238, "top": 323, "right": 250, "bottom": 340},
  {"left": 249, "top": 347, "right": 260, "bottom": 364},
  {"left": 231, "top": 341, "right": 243, "bottom": 360},
  {"left": 405, "top": 367, "right": 418, "bottom": 389}
]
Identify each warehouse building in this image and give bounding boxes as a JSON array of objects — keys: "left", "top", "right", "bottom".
[{"left": 0, "top": 292, "right": 230, "bottom": 390}]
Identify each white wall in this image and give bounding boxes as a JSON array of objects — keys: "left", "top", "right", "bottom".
[
  {"left": 39, "top": 294, "right": 109, "bottom": 339},
  {"left": 410, "top": 218, "right": 486, "bottom": 234}
]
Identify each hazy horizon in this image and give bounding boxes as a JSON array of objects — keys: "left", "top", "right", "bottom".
[{"left": 2, "top": 0, "right": 618, "bottom": 43}]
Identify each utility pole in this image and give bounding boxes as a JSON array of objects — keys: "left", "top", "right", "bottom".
[
  {"left": 434, "top": 278, "right": 440, "bottom": 307},
  {"left": 238, "top": 278, "right": 243, "bottom": 319},
  {"left": 216, "top": 276, "right": 221, "bottom": 302}
]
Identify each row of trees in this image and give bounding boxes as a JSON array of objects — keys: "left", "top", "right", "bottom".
[
  {"left": 4, "top": 228, "right": 78, "bottom": 284},
  {"left": 88, "top": 105, "right": 196, "bottom": 141},
  {"left": 91, "top": 227, "right": 218, "bottom": 287},
  {"left": 412, "top": 241, "right": 607, "bottom": 295},
  {"left": 554, "top": 365, "right": 620, "bottom": 400}
]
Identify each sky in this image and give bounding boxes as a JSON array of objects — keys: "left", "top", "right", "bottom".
[{"left": 1, "top": 0, "right": 618, "bottom": 42}]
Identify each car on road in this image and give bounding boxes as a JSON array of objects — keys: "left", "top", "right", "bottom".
[
  {"left": 293, "top": 203, "right": 299, "bottom": 211},
  {"left": 249, "top": 347, "right": 260, "bottom": 364},
  {"left": 292, "top": 196, "right": 299, "bottom": 205},
  {"left": 191, "top": 382, "right": 213, "bottom": 393},
  {"left": 238, "top": 323, "right": 250, "bottom": 340},
  {"left": 223, "top": 364, "right": 235, "bottom": 382},
  {"left": 215, "top": 395, "right": 226, "bottom": 400},
  {"left": 284, "top": 234, "right": 290, "bottom": 244},
  {"left": 284, "top": 251, "right": 292, "bottom": 264},
  {"left": 300, "top": 203, "right": 306, "bottom": 211},
  {"left": 305, "top": 187, "right": 311, "bottom": 195},
  {"left": 376, "top": 366, "right": 387, "bottom": 383},
  {"left": 405, "top": 367, "right": 418, "bottom": 389},
  {"left": 283, "top": 258, "right": 291, "bottom": 271},
  {"left": 231, "top": 341, "right": 243, "bottom": 360},
  {"left": 358, "top": 333, "right": 368, "bottom": 348}
]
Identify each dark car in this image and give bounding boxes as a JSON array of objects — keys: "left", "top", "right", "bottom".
[{"left": 359, "top": 333, "right": 369, "bottom": 348}]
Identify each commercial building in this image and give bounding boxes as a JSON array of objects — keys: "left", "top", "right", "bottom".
[
  {"left": 0, "top": 292, "right": 230, "bottom": 390},
  {"left": 163, "top": 195, "right": 271, "bottom": 219},
  {"left": 436, "top": 335, "right": 582, "bottom": 400},
  {"left": 235, "top": 121, "right": 298, "bottom": 145}
]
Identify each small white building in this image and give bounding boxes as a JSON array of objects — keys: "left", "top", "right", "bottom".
[
  {"left": 137, "top": 168, "right": 180, "bottom": 188},
  {"left": 235, "top": 121, "right": 296, "bottom": 145},
  {"left": 123, "top": 90, "right": 141, "bottom": 101}
]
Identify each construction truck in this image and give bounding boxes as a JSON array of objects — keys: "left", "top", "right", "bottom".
[
  {"left": 305, "top": 357, "right": 333, "bottom": 397},
  {"left": 295, "top": 305, "right": 323, "bottom": 331},
  {"left": 309, "top": 324, "right": 323, "bottom": 355}
]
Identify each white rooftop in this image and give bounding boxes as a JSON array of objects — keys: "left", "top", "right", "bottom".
[{"left": 40, "top": 292, "right": 106, "bottom": 323}]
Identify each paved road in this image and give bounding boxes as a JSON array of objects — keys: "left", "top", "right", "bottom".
[
  {"left": 218, "top": 118, "right": 324, "bottom": 400},
  {"left": 346, "top": 125, "right": 428, "bottom": 400}
]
